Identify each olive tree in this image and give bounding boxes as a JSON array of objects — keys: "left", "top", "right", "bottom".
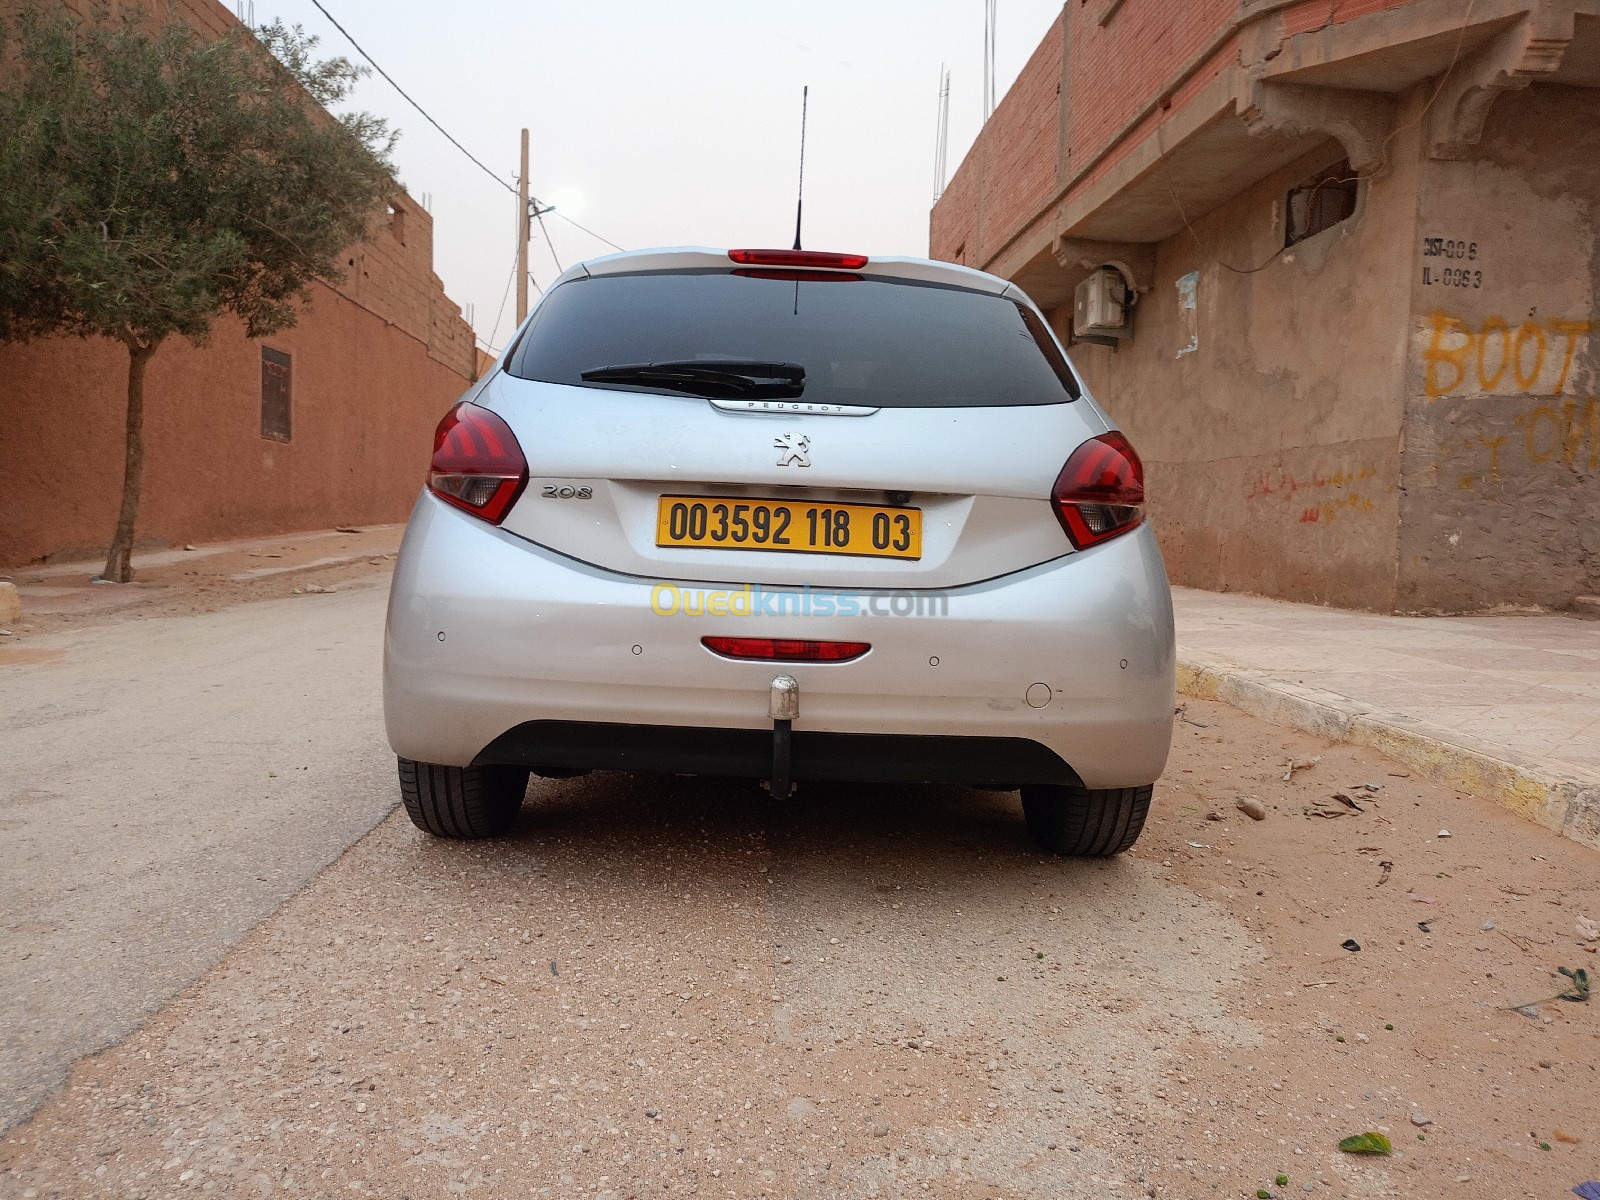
[{"left": 0, "top": 13, "right": 396, "bottom": 580}]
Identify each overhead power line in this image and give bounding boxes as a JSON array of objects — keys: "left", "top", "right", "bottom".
[
  {"left": 305, "top": 0, "right": 627, "bottom": 254},
  {"left": 536, "top": 211, "right": 563, "bottom": 273},
  {"left": 553, "top": 212, "right": 624, "bottom": 253},
  {"left": 305, "top": 0, "right": 515, "bottom": 196},
  {"left": 486, "top": 248, "right": 521, "bottom": 353}
]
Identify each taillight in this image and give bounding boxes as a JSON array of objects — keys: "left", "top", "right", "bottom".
[
  {"left": 728, "top": 248, "right": 869, "bottom": 269},
  {"left": 428, "top": 402, "right": 528, "bottom": 525},
  {"left": 1051, "top": 431, "right": 1145, "bottom": 549},
  {"left": 702, "top": 637, "right": 870, "bottom": 663}
]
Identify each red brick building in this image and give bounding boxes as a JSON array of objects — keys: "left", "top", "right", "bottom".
[
  {"left": 0, "top": 0, "right": 476, "bottom": 566},
  {"left": 934, "top": 0, "right": 1600, "bottom": 613}
]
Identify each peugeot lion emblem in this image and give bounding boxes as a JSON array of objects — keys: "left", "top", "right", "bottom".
[{"left": 774, "top": 433, "right": 811, "bottom": 468}]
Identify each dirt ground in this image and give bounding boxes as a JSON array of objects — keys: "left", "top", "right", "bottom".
[
  {"left": 0, "top": 526, "right": 404, "bottom": 648},
  {"left": 2, "top": 569, "right": 1598, "bottom": 1200}
]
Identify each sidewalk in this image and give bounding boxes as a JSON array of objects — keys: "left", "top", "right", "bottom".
[
  {"left": 1174, "top": 586, "right": 1600, "bottom": 851},
  {"left": 0, "top": 525, "right": 403, "bottom": 624}
]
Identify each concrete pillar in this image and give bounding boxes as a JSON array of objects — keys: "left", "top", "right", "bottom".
[{"left": 1395, "top": 84, "right": 1600, "bottom": 612}]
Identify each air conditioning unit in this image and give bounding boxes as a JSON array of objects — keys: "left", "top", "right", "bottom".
[{"left": 1073, "top": 267, "right": 1131, "bottom": 339}]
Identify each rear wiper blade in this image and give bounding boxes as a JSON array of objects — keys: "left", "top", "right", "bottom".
[{"left": 579, "top": 360, "right": 805, "bottom": 397}]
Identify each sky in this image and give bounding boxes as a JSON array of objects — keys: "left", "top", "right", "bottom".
[{"left": 254, "top": 0, "right": 1066, "bottom": 354}]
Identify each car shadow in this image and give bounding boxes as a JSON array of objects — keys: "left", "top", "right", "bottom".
[{"left": 447, "top": 770, "right": 1139, "bottom": 894}]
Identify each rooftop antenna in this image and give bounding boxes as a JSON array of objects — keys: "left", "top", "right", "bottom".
[
  {"left": 982, "top": 0, "right": 997, "bottom": 122},
  {"left": 933, "top": 64, "right": 951, "bottom": 200},
  {"left": 792, "top": 85, "right": 809, "bottom": 251}
]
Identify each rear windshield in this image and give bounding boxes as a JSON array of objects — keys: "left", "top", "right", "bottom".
[{"left": 505, "top": 269, "right": 1079, "bottom": 407}]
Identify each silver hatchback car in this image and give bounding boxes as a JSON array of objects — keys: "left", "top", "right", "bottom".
[{"left": 384, "top": 247, "right": 1174, "bottom": 855}]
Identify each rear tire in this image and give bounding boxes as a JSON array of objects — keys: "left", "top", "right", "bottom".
[
  {"left": 398, "top": 758, "right": 529, "bottom": 838},
  {"left": 1021, "top": 783, "right": 1152, "bottom": 857}
]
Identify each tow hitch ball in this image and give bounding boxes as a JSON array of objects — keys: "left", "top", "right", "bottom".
[{"left": 766, "top": 674, "right": 798, "bottom": 800}]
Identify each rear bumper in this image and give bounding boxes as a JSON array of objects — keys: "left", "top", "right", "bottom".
[
  {"left": 475, "top": 721, "right": 1082, "bottom": 786},
  {"left": 383, "top": 492, "right": 1176, "bottom": 789}
]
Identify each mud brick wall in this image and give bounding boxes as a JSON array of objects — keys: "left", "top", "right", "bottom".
[{"left": 0, "top": 0, "right": 477, "bottom": 564}]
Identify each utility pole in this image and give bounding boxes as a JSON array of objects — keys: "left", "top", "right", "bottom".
[
  {"left": 982, "top": 0, "right": 997, "bottom": 122},
  {"left": 516, "top": 128, "right": 530, "bottom": 324}
]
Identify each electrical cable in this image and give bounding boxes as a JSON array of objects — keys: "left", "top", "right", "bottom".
[
  {"left": 305, "top": 0, "right": 628, "bottom": 256},
  {"left": 536, "top": 210, "right": 563, "bottom": 273},
  {"left": 485, "top": 248, "right": 519, "bottom": 353},
  {"left": 551, "top": 211, "right": 625, "bottom": 253},
  {"left": 306, "top": 0, "right": 515, "bottom": 196}
]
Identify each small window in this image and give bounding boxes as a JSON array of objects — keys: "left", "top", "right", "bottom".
[
  {"left": 1285, "top": 159, "right": 1357, "bottom": 248},
  {"left": 387, "top": 200, "right": 406, "bottom": 245},
  {"left": 261, "top": 347, "right": 292, "bottom": 442}
]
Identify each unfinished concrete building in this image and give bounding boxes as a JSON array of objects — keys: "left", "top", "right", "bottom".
[{"left": 933, "top": 0, "right": 1600, "bottom": 613}]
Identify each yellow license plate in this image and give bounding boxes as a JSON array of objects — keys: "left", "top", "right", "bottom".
[{"left": 656, "top": 496, "right": 922, "bottom": 559}]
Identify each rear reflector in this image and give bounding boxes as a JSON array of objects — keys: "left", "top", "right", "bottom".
[
  {"left": 702, "top": 636, "right": 870, "bottom": 663},
  {"left": 428, "top": 402, "right": 529, "bottom": 525},
  {"left": 728, "top": 248, "right": 869, "bottom": 270},
  {"left": 1051, "top": 431, "right": 1145, "bottom": 550}
]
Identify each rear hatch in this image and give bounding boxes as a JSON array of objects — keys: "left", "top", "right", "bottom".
[{"left": 481, "top": 255, "right": 1111, "bottom": 590}]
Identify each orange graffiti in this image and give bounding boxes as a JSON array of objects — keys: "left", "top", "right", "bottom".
[
  {"left": 1552, "top": 321, "right": 1591, "bottom": 392},
  {"left": 1424, "top": 312, "right": 1469, "bottom": 397},
  {"left": 1565, "top": 396, "right": 1600, "bottom": 467},
  {"left": 1513, "top": 397, "right": 1600, "bottom": 470},
  {"left": 1447, "top": 397, "right": 1599, "bottom": 490},
  {"left": 1523, "top": 405, "right": 1563, "bottom": 464},
  {"left": 1513, "top": 323, "right": 1547, "bottom": 391},
  {"left": 1476, "top": 316, "right": 1509, "bottom": 390},
  {"left": 1423, "top": 313, "right": 1592, "bottom": 400}
]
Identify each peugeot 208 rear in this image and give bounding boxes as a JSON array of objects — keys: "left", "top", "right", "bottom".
[{"left": 383, "top": 248, "right": 1175, "bottom": 855}]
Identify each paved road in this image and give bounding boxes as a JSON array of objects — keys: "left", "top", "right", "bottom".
[{"left": 0, "top": 578, "right": 397, "bottom": 1131}]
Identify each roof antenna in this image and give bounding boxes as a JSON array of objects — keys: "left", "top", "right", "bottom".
[
  {"left": 792, "top": 85, "right": 809, "bottom": 251},
  {"left": 933, "top": 64, "right": 951, "bottom": 200}
]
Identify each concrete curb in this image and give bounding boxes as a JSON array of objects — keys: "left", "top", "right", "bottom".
[
  {"left": 223, "top": 551, "right": 393, "bottom": 583},
  {"left": 11, "top": 545, "right": 397, "bottom": 618},
  {"left": 1177, "top": 656, "right": 1600, "bottom": 853}
]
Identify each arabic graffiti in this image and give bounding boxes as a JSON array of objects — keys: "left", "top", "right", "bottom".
[
  {"left": 1245, "top": 464, "right": 1378, "bottom": 502},
  {"left": 1297, "top": 494, "right": 1377, "bottom": 524},
  {"left": 1246, "top": 464, "right": 1381, "bottom": 525}
]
